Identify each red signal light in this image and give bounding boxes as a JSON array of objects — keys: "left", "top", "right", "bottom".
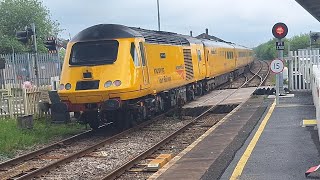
[
  {"left": 272, "top": 23, "right": 288, "bottom": 39},
  {"left": 276, "top": 26, "right": 284, "bottom": 35}
]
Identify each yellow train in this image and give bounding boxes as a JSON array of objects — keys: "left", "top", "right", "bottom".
[{"left": 58, "top": 24, "right": 254, "bottom": 129}]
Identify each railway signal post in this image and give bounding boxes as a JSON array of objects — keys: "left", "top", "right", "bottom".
[
  {"left": 16, "top": 23, "right": 40, "bottom": 86},
  {"left": 272, "top": 22, "right": 288, "bottom": 105}
]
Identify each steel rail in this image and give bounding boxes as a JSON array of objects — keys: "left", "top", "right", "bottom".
[
  {"left": 0, "top": 129, "right": 94, "bottom": 171},
  {"left": 259, "top": 61, "right": 271, "bottom": 86},
  {"left": 13, "top": 111, "right": 172, "bottom": 180},
  {"left": 102, "top": 75, "right": 258, "bottom": 180},
  {"left": 4, "top": 63, "right": 265, "bottom": 179}
]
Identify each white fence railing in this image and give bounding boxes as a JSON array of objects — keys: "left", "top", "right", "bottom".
[{"left": 289, "top": 49, "right": 320, "bottom": 91}]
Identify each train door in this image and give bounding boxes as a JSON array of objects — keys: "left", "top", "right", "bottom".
[
  {"left": 196, "top": 49, "right": 206, "bottom": 78},
  {"left": 139, "top": 42, "right": 150, "bottom": 88}
]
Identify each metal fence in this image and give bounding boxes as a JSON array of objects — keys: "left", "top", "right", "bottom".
[
  {"left": 0, "top": 53, "right": 61, "bottom": 88},
  {"left": 0, "top": 53, "right": 61, "bottom": 119},
  {"left": 289, "top": 49, "right": 320, "bottom": 91}
]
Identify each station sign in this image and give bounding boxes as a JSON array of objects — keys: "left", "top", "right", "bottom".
[
  {"left": 272, "top": 22, "right": 288, "bottom": 39},
  {"left": 276, "top": 41, "right": 285, "bottom": 50},
  {"left": 270, "top": 59, "right": 284, "bottom": 74}
]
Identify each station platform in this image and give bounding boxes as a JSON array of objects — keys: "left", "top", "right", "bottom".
[{"left": 149, "top": 91, "right": 320, "bottom": 180}]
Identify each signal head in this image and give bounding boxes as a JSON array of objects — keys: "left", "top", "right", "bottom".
[
  {"left": 272, "top": 22, "right": 288, "bottom": 39},
  {"left": 16, "top": 30, "right": 29, "bottom": 44},
  {"left": 311, "top": 33, "right": 319, "bottom": 42},
  {"left": 44, "top": 37, "right": 57, "bottom": 52}
]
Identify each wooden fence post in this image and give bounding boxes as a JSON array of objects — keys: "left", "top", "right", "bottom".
[{"left": 8, "top": 94, "right": 13, "bottom": 118}]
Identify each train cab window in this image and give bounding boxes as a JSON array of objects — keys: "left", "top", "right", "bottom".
[
  {"left": 130, "top": 43, "right": 140, "bottom": 67},
  {"left": 70, "top": 40, "right": 119, "bottom": 65},
  {"left": 139, "top": 42, "right": 146, "bottom": 66},
  {"left": 197, "top": 50, "right": 202, "bottom": 61}
]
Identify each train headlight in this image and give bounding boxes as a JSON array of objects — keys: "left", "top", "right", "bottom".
[
  {"left": 113, "top": 80, "right": 122, "bottom": 86},
  {"left": 104, "top": 80, "right": 112, "bottom": 88},
  {"left": 65, "top": 83, "right": 72, "bottom": 90},
  {"left": 59, "top": 84, "right": 65, "bottom": 90}
]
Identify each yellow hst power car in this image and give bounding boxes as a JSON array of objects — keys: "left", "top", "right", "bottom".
[{"left": 58, "top": 24, "right": 253, "bottom": 129}]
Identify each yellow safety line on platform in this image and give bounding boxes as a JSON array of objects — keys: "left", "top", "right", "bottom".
[
  {"left": 302, "top": 119, "right": 317, "bottom": 127},
  {"left": 230, "top": 100, "right": 276, "bottom": 180}
]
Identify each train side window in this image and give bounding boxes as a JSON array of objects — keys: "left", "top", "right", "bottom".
[
  {"left": 139, "top": 42, "right": 146, "bottom": 66},
  {"left": 130, "top": 43, "right": 140, "bottom": 67},
  {"left": 197, "top": 50, "right": 202, "bottom": 61}
]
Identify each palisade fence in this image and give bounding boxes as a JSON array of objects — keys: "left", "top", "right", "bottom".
[
  {"left": 0, "top": 53, "right": 61, "bottom": 119},
  {"left": 0, "top": 53, "right": 61, "bottom": 87}
]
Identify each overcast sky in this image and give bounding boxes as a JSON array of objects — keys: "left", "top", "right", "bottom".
[{"left": 42, "top": 0, "right": 319, "bottom": 48}]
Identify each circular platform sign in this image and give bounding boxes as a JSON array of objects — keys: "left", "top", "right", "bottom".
[{"left": 270, "top": 59, "right": 284, "bottom": 74}]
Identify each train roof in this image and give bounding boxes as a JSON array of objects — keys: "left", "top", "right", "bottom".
[
  {"left": 70, "top": 24, "right": 250, "bottom": 49},
  {"left": 201, "top": 39, "right": 235, "bottom": 49},
  {"left": 71, "top": 24, "right": 191, "bottom": 46}
]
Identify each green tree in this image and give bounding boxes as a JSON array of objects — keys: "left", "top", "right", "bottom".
[
  {"left": 254, "top": 38, "right": 278, "bottom": 60},
  {"left": 254, "top": 33, "right": 320, "bottom": 60},
  {"left": 0, "top": 0, "right": 59, "bottom": 53},
  {"left": 289, "top": 34, "right": 310, "bottom": 51}
]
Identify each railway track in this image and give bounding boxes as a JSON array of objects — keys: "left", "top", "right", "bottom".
[
  {"left": 0, "top": 121, "right": 161, "bottom": 179},
  {"left": 227, "top": 60, "right": 270, "bottom": 89},
  {"left": 100, "top": 67, "right": 266, "bottom": 180},
  {"left": 246, "top": 60, "right": 270, "bottom": 87},
  {"left": 0, "top": 128, "right": 97, "bottom": 179},
  {"left": 0, "top": 61, "right": 266, "bottom": 180}
]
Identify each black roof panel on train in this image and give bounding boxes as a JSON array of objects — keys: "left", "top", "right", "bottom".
[
  {"left": 71, "top": 24, "right": 190, "bottom": 46},
  {"left": 71, "top": 24, "right": 142, "bottom": 42}
]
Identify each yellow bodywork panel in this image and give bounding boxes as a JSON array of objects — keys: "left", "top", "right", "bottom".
[
  {"left": 205, "top": 47, "right": 236, "bottom": 78},
  {"left": 146, "top": 44, "right": 189, "bottom": 93},
  {"left": 58, "top": 35, "right": 254, "bottom": 105},
  {"left": 58, "top": 38, "right": 150, "bottom": 103}
]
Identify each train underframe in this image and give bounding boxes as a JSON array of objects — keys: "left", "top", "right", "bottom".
[{"left": 75, "top": 65, "right": 250, "bottom": 130}]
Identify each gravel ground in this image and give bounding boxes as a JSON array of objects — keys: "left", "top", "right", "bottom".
[
  {"left": 41, "top": 116, "right": 194, "bottom": 179},
  {"left": 118, "top": 113, "right": 227, "bottom": 180},
  {"left": 0, "top": 130, "right": 111, "bottom": 179}
]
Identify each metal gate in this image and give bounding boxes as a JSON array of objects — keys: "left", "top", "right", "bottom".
[{"left": 289, "top": 49, "right": 320, "bottom": 91}]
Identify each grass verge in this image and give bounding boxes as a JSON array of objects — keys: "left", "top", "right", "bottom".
[{"left": 0, "top": 118, "right": 86, "bottom": 158}]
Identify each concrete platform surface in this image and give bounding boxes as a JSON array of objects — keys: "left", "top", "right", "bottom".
[
  {"left": 220, "top": 91, "right": 320, "bottom": 180},
  {"left": 183, "top": 87, "right": 257, "bottom": 109},
  {"left": 150, "top": 92, "right": 268, "bottom": 180}
]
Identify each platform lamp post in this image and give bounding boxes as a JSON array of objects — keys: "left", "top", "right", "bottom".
[{"left": 157, "top": 0, "right": 161, "bottom": 31}]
